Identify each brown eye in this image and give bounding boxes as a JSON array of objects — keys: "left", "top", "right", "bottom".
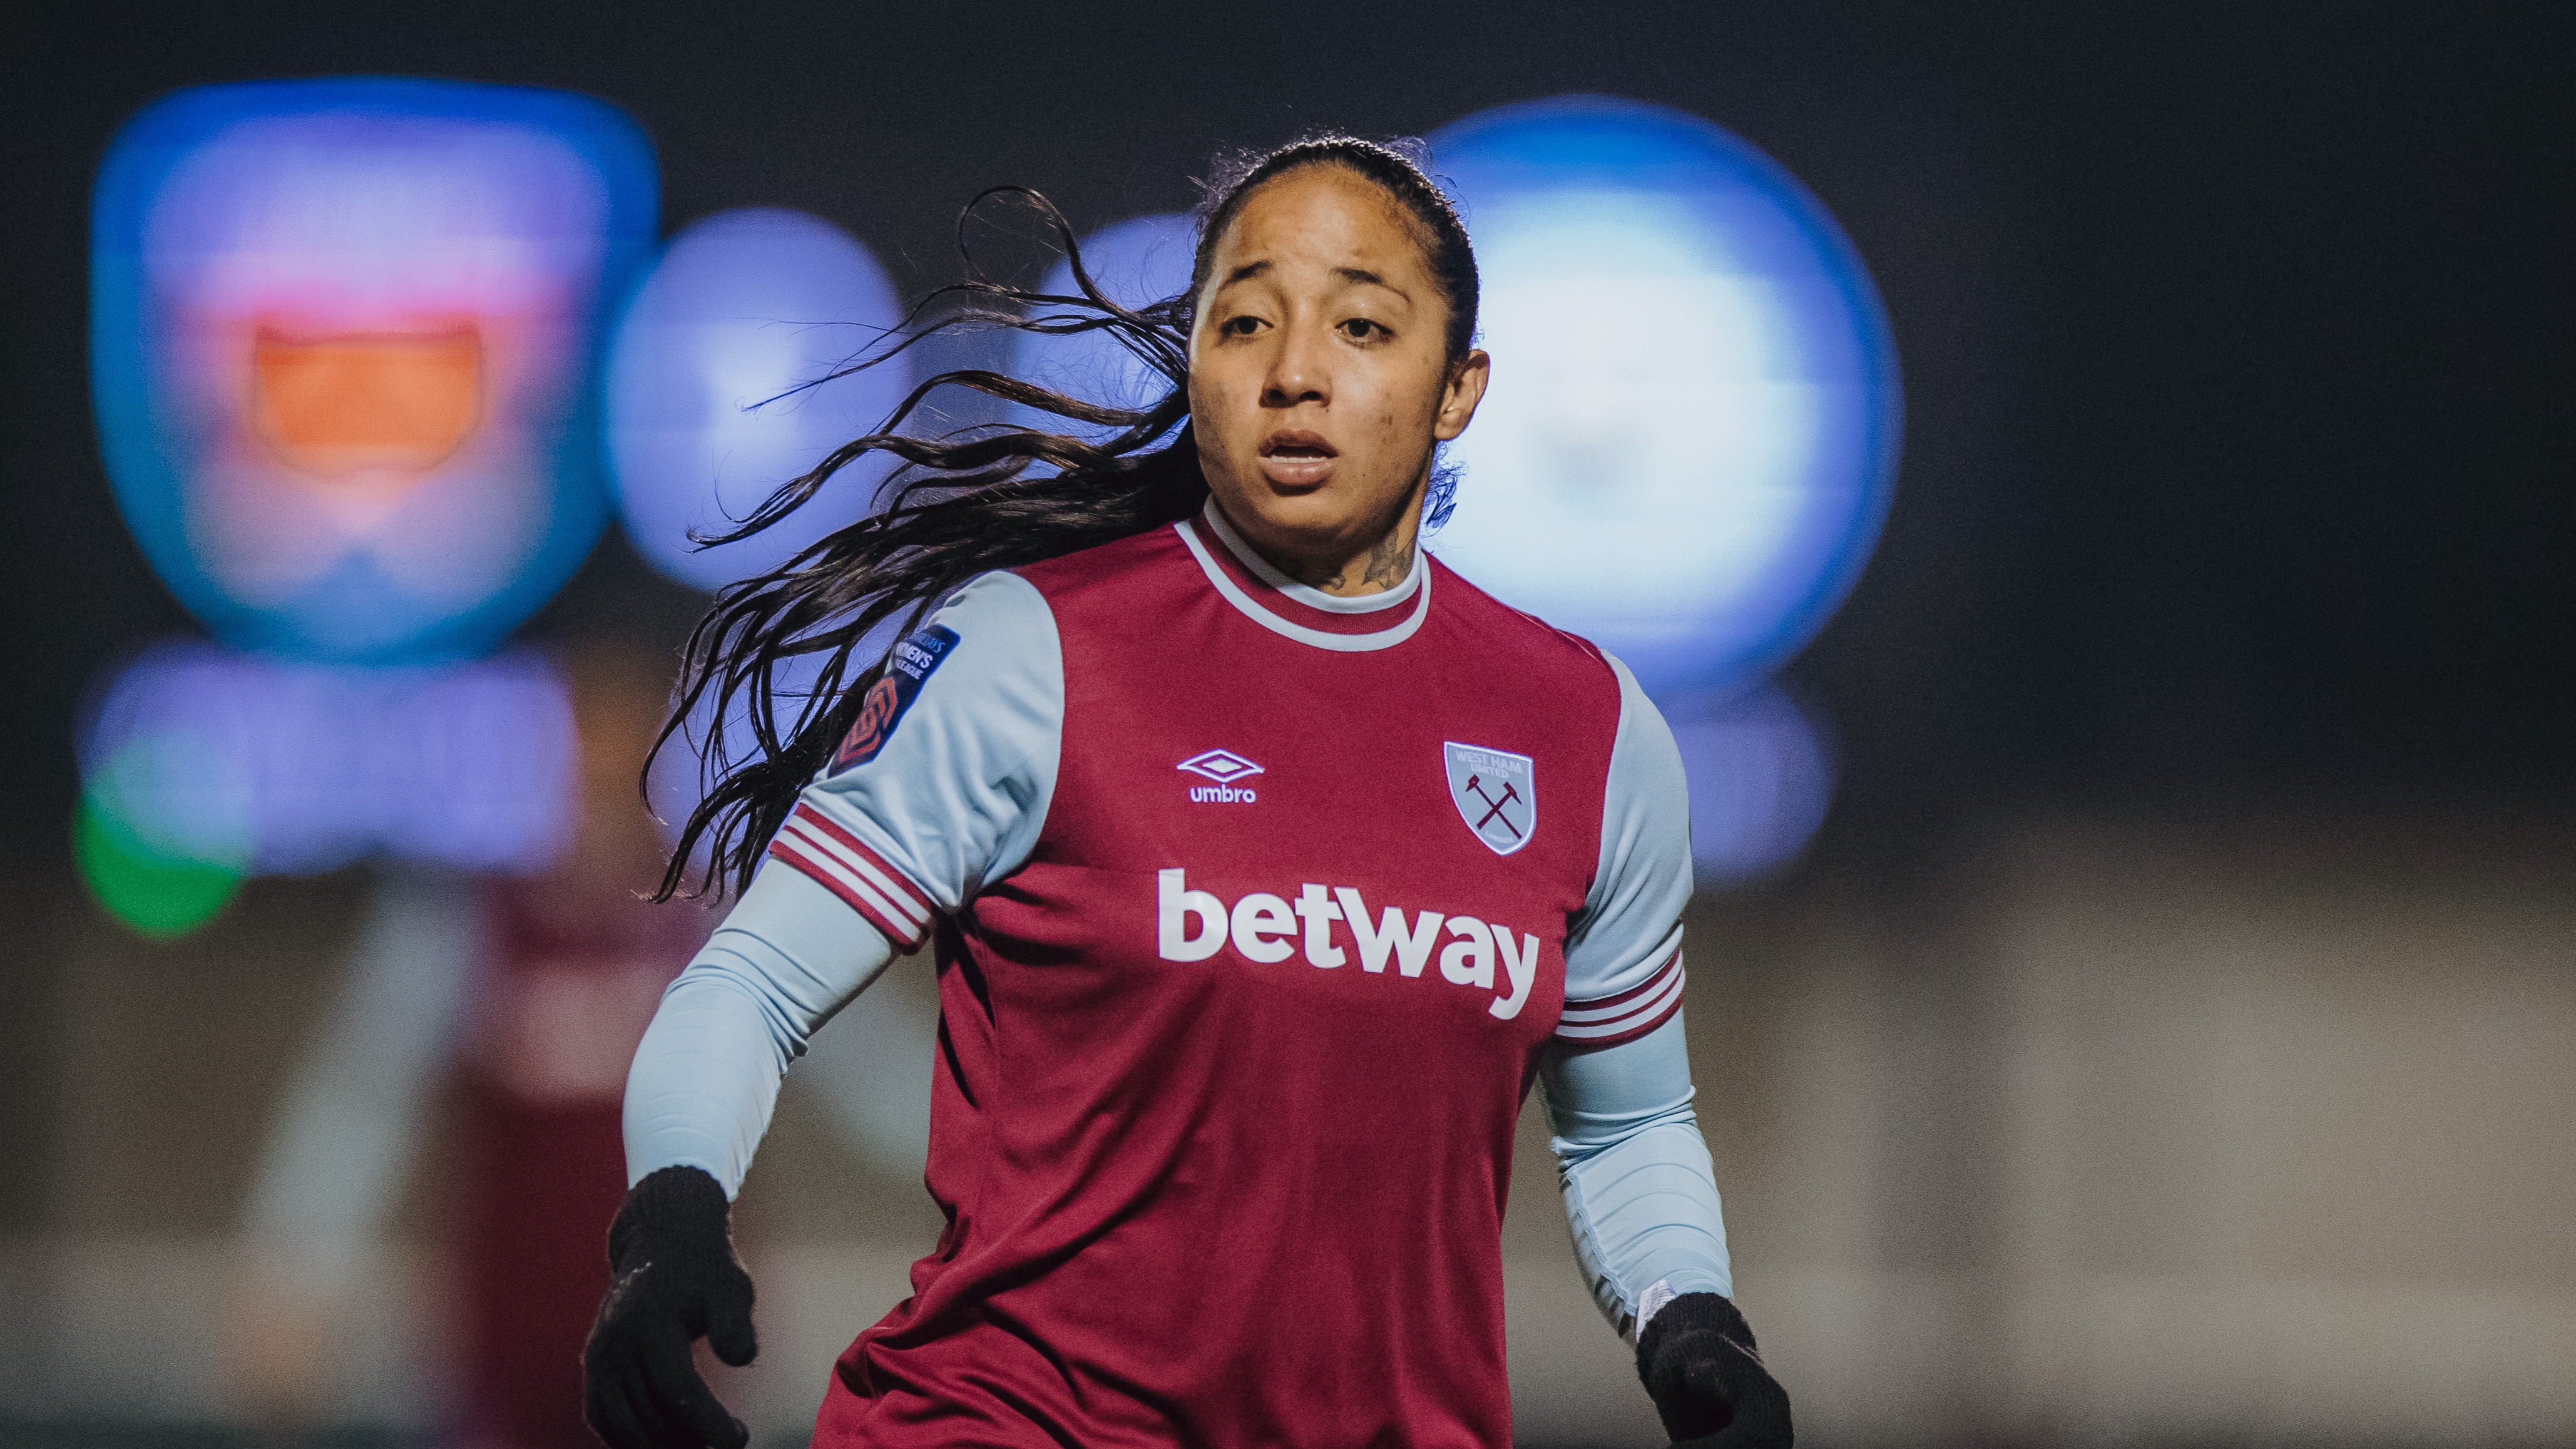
[
  {"left": 1341, "top": 318, "right": 1383, "bottom": 341},
  {"left": 1222, "top": 315, "right": 1264, "bottom": 336}
]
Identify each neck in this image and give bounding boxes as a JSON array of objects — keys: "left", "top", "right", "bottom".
[{"left": 1209, "top": 483, "right": 1424, "bottom": 598}]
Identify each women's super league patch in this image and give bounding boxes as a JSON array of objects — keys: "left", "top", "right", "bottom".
[{"left": 831, "top": 625, "right": 960, "bottom": 773}]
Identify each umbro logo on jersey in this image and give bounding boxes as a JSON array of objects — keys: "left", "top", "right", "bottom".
[
  {"left": 1154, "top": 868, "right": 1540, "bottom": 1021},
  {"left": 1178, "top": 748, "right": 1263, "bottom": 803},
  {"left": 1178, "top": 749, "right": 1262, "bottom": 782},
  {"left": 1444, "top": 742, "right": 1535, "bottom": 855}
]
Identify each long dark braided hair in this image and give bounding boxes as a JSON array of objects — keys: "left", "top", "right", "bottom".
[{"left": 651, "top": 134, "right": 1481, "bottom": 901}]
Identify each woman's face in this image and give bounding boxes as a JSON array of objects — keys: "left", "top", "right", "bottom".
[{"left": 1187, "top": 165, "right": 1488, "bottom": 593}]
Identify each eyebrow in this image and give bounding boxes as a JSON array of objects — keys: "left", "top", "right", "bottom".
[
  {"left": 1217, "top": 259, "right": 1413, "bottom": 302},
  {"left": 1334, "top": 266, "right": 1404, "bottom": 298}
]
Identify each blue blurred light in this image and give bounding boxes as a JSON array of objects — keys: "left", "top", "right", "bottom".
[
  {"left": 1667, "top": 685, "right": 1836, "bottom": 884},
  {"left": 606, "top": 208, "right": 912, "bottom": 591},
  {"left": 1426, "top": 95, "right": 1901, "bottom": 698},
  {"left": 89, "top": 78, "right": 656, "bottom": 664},
  {"left": 80, "top": 643, "right": 578, "bottom": 876},
  {"left": 1010, "top": 212, "right": 1195, "bottom": 442}
]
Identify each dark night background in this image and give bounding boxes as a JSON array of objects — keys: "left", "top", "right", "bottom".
[{"left": 5, "top": 1, "right": 2565, "bottom": 871}]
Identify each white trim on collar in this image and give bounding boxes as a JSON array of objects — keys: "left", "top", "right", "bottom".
[
  {"left": 1175, "top": 509, "right": 1433, "bottom": 653},
  {"left": 1197, "top": 498, "right": 1425, "bottom": 614}
]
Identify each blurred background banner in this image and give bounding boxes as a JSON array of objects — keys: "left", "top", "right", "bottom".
[
  {"left": 6, "top": 6, "right": 2567, "bottom": 1448},
  {"left": 75, "top": 644, "right": 576, "bottom": 935},
  {"left": 89, "top": 78, "right": 657, "bottom": 665}
]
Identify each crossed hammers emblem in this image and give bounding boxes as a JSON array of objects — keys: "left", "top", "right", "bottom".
[{"left": 1464, "top": 774, "right": 1525, "bottom": 839}]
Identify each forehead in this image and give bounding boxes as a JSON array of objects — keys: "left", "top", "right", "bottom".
[{"left": 1207, "top": 165, "right": 1436, "bottom": 288}]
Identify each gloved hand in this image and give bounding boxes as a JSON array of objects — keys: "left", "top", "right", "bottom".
[
  {"left": 1635, "top": 1292, "right": 1793, "bottom": 1448},
  {"left": 583, "top": 1166, "right": 758, "bottom": 1449}
]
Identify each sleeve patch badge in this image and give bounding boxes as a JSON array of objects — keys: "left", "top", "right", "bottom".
[{"left": 830, "top": 624, "right": 959, "bottom": 774}]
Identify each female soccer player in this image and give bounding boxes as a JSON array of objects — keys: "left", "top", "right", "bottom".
[{"left": 585, "top": 136, "right": 1794, "bottom": 1448}]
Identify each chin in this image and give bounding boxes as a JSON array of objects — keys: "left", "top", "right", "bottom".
[{"left": 1239, "top": 488, "right": 1369, "bottom": 538}]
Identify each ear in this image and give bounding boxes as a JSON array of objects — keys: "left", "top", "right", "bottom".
[{"left": 1433, "top": 349, "right": 1490, "bottom": 443}]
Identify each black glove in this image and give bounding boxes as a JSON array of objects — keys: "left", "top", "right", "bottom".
[
  {"left": 584, "top": 1166, "right": 759, "bottom": 1449},
  {"left": 1636, "top": 1292, "right": 1793, "bottom": 1448}
]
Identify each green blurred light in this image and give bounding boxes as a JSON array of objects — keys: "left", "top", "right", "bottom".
[{"left": 74, "top": 790, "right": 242, "bottom": 938}]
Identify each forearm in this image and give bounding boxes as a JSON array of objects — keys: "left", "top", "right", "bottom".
[
  {"left": 1541, "top": 1012, "right": 1732, "bottom": 1340},
  {"left": 622, "top": 863, "right": 897, "bottom": 1196}
]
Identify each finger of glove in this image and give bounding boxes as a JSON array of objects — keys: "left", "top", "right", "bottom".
[
  {"left": 705, "top": 1279, "right": 759, "bottom": 1368},
  {"left": 636, "top": 1321, "right": 749, "bottom": 1449},
  {"left": 601, "top": 1349, "right": 712, "bottom": 1449},
  {"left": 707, "top": 1313, "right": 758, "bottom": 1368},
  {"left": 1659, "top": 1351, "right": 1735, "bottom": 1435},
  {"left": 586, "top": 1368, "right": 654, "bottom": 1449},
  {"left": 586, "top": 1319, "right": 675, "bottom": 1449},
  {"left": 1654, "top": 1340, "right": 1757, "bottom": 1442},
  {"left": 619, "top": 1373, "right": 703, "bottom": 1449},
  {"left": 601, "top": 1335, "right": 692, "bottom": 1449},
  {"left": 1680, "top": 1390, "right": 1791, "bottom": 1449},
  {"left": 1682, "top": 1356, "right": 1734, "bottom": 1409},
  {"left": 1689, "top": 1355, "right": 1793, "bottom": 1449}
]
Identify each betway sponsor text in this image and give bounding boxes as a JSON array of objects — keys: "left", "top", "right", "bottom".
[{"left": 1155, "top": 868, "right": 1540, "bottom": 1021}]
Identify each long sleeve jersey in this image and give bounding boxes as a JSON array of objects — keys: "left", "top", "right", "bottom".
[{"left": 626, "top": 499, "right": 1732, "bottom": 1448}]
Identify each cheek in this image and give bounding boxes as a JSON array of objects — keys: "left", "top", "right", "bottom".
[
  {"left": 1188, "top": 366, "right": 1253, "bottom": 431},
  {"left": 1360, "top": 367, "right": 1440, "bottom": 446}
]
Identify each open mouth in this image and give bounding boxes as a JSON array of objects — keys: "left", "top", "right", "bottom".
[{"left": 1257, "top": 431, "right": 1339, "bottom": 488}]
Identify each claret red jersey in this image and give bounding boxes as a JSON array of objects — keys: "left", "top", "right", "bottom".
[{"left": 767, "top": 499, "right": 1693, "bottom": 1448}]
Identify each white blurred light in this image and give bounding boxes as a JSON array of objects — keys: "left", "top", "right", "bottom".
[
  {"left": 1428, "top": 96, "right": 1901, "bottom": 699},
  {"left": 607, "top": 208, "right": 911, "bottom": 591}
]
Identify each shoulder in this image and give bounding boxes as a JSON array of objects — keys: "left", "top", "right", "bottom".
[
  {"left": 933, "top": 566, "right": 1056, "bottom": 635},
  {"left": 1009, "top": 520, "right": 1195, "bottom": 603},
  {"left": 1427, "top": 553, "right": 1622, "bottom": 704}
]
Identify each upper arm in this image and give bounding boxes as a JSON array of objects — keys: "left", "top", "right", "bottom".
[
  {"left": 1556, "top": 654, "right": 1693, "bottom": 1051},
  {"left": 765, "top": 570, "right": 1065, "bottom": 948}
]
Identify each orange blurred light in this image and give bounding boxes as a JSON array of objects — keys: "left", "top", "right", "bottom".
[{"left": 251, "top": 327, "right": 483, "bottom": 478}]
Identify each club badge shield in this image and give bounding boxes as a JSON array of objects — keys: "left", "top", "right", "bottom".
[{"left": 1444, "top": 742, "right": 1535, "bottom": 856}]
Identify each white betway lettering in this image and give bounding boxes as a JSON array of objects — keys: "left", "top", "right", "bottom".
[
  {"left": 1294, "top": 884, "right": 1345, "bottom": 968},
  {"left": 1336, "top": 889, "right": 1442, "bottom": 978},
  {"left": 1158, "top": 869, "right": 1225, "bottom": 962},
  {"left": 1161, "top": 869, "right": 1539, "bottom": 1020}
]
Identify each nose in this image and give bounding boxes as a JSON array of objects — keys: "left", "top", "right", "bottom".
[{"left": 1259, "top": 319, "right": 1330, "bottom": 411}]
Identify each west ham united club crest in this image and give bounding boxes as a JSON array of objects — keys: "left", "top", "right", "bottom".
[{"left": 1444, "top": 742, "right": 1535, "bottom": 856}]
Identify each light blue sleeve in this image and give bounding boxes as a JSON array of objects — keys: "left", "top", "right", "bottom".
[
  {"left": 1556, "top": 655, "right": 1692, "bottom": 1048},
  {"left": 776, "top": 569, "right": 1065, "bottom": 938},
  {"left": 1541, "top": 1011, "right": 1734, "bottom": 1341},
  {"left": 623, "top": 862, "right": 897, "bottom": 1196},
  {"left": 623, "top": 569, "right": 1066, "bottom": 1196}
]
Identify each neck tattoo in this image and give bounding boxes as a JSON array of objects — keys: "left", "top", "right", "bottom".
[
  {"left": 1359, "top": 528, "right": 1414, "bottom": 590},
  {"left": 1285, "top": 530, "right": 1413, "bottom": 595}
]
